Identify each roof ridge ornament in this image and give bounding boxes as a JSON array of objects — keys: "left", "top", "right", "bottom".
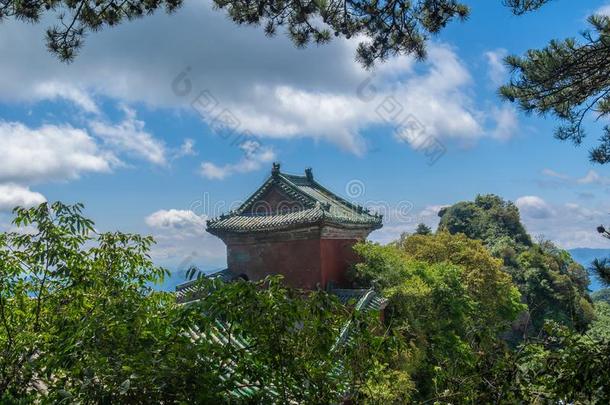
[
  {"left": 305, "top": 167, "right": 314, "bottom": 181},
  {"left": 271, "top": 162, "right": 281, "bottom": 177}
]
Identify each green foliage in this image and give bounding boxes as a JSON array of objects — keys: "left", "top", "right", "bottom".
[
  {"left": 399, "top": 232, "right": 524, "bottom": 332},
  {"left": 352, "top": 241, "right": 522, "bottom": 402},
  {"left": 590, "top": 257, "right": 610, "bottom": 288},
  {"left": 509, "top": 241, "right": 594, "bottom": 335},
  {"left": 503, "top": 0, "right": 552, "bottom": 15},
  {"left": 515, "top": 322, "right": 610, "bottom": 403},
  {"left": 592, "top": 288, "right": 610, "bottom": 304},
  {"left": 0, "top": 202, "right": 387, "bottom": 403},
  {"left": 0, "top": 202, "right": 216, "bottom": 402},
  {"left": 353, "top": 193, "right": 609, "bottom": 402},
  {"left": 501, "top": 15, "right": 610, "bottom": 163},
  {"left": 588, "top": 301, "right": 610, "bottom": 341},
  {"left": 438, "top": 194, "right": 593, "bottom": 337},
  {"left": 438, "top": 194, "right": 532, "bottom": 247},
  {"left": 1, "top": 200, "right": 607, "bottom": 403},
  {"left": 414, "top": 222, "right": 432, "bottom": 235}
]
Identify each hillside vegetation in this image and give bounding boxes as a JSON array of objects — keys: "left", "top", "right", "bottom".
[{"left": 1, "top": 199, "right": 609, "bottom": 403}]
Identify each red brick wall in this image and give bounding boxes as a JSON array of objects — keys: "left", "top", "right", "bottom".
[
  {"left": 320, "top": 238, "right": 360, "bottom": 288},
  {"left": 228, "top": 238, "right": 323, "bottom": 289},
  {"left": 224, "top": 230, "right": 363, "bottom": 290}
]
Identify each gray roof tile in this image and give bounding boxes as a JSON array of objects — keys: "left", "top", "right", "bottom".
[{"left": 207, "top": 165, "right": 382, "bottom": 234}]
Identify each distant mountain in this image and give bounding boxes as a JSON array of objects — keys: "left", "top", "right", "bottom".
[{"left": 569, "top": 248, "right": 610, "bottom": 292}]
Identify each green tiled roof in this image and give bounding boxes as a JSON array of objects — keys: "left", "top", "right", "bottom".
[
  {"left": 175, "top": 269, "right": 237, "bottom": 303},
  {"left": 207, "top": 164, "right": 383, "bottom": 234},
  {"left": 176, "top": 277, "right": 386, "bottom": 401}
]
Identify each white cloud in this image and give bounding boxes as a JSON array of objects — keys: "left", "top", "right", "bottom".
[
  {"left": 541, "top": 168, "right": 610, "bottom": 187},
  {"left": 484, "top": 49, "right": 508, "bottom": 86},
  {"left": 515, "top": 196, "right": 554, "bottom": 219},
  {"left": 176, "top": 138, "right": 196, "bottom": 157},
  {"left": 515, "top": 198, "right": 610, "bottom": 249},
  {"left": 542, "top": 168, "right": 570, "bottom": 180},
  {"left": 490, "top": 105, "right": 519, "bottom": 140},
  {"left": 369, "top": 196, "right": 610, "bottom": 250},
  {"left": 90, "top": 106, "right": 167, "bottom": 166},
  {"left": 0, "top": 184, "right": 46, "bottom": 211},
  {"left": 33, "top": 81, "right": 99, "bottom": 114},
  {"left": 200, "top": 163, "right": 230, "bottom": 180},
  {"left": 370, "top": 204, "right": 447, "bottom": 244},
  {"left": 145, "top": 209, "right": 226, "bottom": 268},
  {"left": 200, "top": 140, "right": 276, "bottom": 180},
  {"left": 577, "top": 170, "right": 609, "bottom": 185},
  {"left": 0, "top": 121, "right": 115, "bottom": 184},
  {"left": 146, "top": 209, "right": 207, "bottom": 233},
  {"left": 0, "top": 2, "right": 513, "bottom": 157}
]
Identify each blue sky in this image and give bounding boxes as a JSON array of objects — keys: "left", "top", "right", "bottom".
[{"left": 1, "top": 0, "right": 610, "bottom": 276}]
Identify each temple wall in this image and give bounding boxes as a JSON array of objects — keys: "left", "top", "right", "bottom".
[
  {"left": 320, "top": 238, "right": 361, "bottom": 288},
  {"left": 227, "top": 238, "right": 323, "bottom": 289},
  {"left": 223, "top": 226, "right": 367, "bottom": 290}
]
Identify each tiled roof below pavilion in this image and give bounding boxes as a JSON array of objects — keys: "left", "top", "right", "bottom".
[
  {"left": 206, "top": 164, "right": 383, "bottom": 234},
  {"left": 175, "top": 277, "right": 386, "bottom": 400}
]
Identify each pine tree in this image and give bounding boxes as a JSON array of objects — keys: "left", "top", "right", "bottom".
[
  {"left": 593, "top": 225, "right": 610, "bottom": 287},
  {"left": 501, "top": 15, "right": 610, "bottom": 164},
  {"left": 0, "top": 1, "right": 548, "bottom": 66}
]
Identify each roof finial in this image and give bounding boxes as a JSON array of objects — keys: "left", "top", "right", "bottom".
[
  {"left": 271, "top": 162, "right": 281, "bottom": 176},
  {"left": 305, "top": 167, "right": 313, "bottom": 181}
]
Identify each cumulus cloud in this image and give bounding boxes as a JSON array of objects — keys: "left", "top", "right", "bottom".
[
  {"left": 145, "top": 209, "right": 207, "bottom": 233},
  {"left": 0, "top": 184, "right": 46, "bottom": 211},
  {"left": 484, "top": 49, "right": 508, "bottom": 86},
  {"left": 200, "top": 140, "right": 276, "bottom": 180},
  {"left": 90, "top": 106, "right": 167, "bottom": 166},
  {"left": 0, "top": 1, "right": 515, "bottom": 157},
  {"left": 370, "top": 204, "right": 447, "bottom": 244},
  {"left": 514, "top": 198, "right": 610, "bottom": 248},
  {"left": 0, "top": 121, "right": 115, "bottom": 184},
  {"left": 515, "top": 196, "right": 554, "bottom": 219},
  {"left": 145, "top": 208, "right": 226, "bottom": 268},
  {"left": 33, "top": 81, "right": 99, "bottom": 114}
]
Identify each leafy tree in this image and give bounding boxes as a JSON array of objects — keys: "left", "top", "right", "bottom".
[
  {"left": 510, "top": 241, "right": 594, "bottom": 336},
  {"left": 588, "top": 301, "right": 610, "bottom": 341},
  {"left": 515, "top": 322, "right": 610, "bottom": 403},
  {"left": 438, "top": 194, "right": 593, "bottom": 337},
  {"left": 438, "top": 194, "right": 532, "bottom": 247},
  {"left": 592, "top": 225, "right": 610, "bottom": 288},
  {"left": 184, "top": 276, "right": 393, "bottom": 403},
  {"left": 351, "top": 241, "right": 522, "bottom": 402},
  {"left": 399, "top": 232, "right": 524, "bottom": 331}
]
